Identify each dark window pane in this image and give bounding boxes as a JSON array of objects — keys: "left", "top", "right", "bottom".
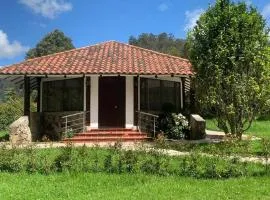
[
  {"left": 42, "top": 78, "right": 83, "bottom": 112},
  {"left": 140, "top": 78, "right": 148, "bottom": 111},
  {"left": 175, "top": 82, "right": 181, "bottom": 112},
  {"left": 162, "top": 81, "right": 175, "bottom": 106},
  {"left": 148, "top": 79, "right": 161, "bottom": 111},
  {"left": 139, "top": 78, "right": 182, "bottom": 114}
]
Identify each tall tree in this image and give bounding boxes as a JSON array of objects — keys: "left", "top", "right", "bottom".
[
  {"left": 129, "top": 33, "right": 187, "bottom": 57},
  {"left": 187, "top": 0, "right": 270, "bottom": 138},
  {"left": 26, "top": 29, "right": 75, "bottom": 59}
]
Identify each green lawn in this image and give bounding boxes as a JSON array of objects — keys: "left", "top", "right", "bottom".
[
  {"left": 206, "top": 118, "right": 270, "bottom": 138},
  {"left": 0, "top": 173, "right": 269, "bottom": 200}
]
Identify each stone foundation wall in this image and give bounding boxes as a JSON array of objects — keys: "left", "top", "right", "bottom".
[{"left": 42, "top": 111, "right": 84, "bottom": 141}]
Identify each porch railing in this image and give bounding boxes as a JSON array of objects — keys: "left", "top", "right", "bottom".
[
  {"left": 137, "top": 111, "right": 159, "bottom": 138},
  {"left": 62, "top": 111, "right": 89, "bottom": 136}
]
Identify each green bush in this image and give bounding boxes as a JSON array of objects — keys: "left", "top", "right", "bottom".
[
  {"left": 0, "top": 89, "right": 37, "bottom": 130},
  {"left": 0, "top": 97, "right": 23, "bottom": 130},
  {"left": 0, "top": 144, "right": 267, "bottom": 179},
  {"left": 158, "top": 113, "right": 190, "bottom": 139}
]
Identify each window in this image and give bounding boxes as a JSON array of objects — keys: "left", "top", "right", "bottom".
[
  {"left": 161, "top": 81, "right": 175, "bottom": 106},
  {"left": 42, "top": 78, "right": 84, "bottom": 112},
  {"left": 140, "top": 78, "right": 148, "bottom": 110},
  {"left": 140, "top": 78, "right": 181, "bottom": 113},
  {"left": 148, "top": 79, "right": 161, "bottom": 111}
]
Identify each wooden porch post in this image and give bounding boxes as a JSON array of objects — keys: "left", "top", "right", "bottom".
[
  {"left": 138, "top": 76, "right": 140, "bottom": 112},
  {"left": 36, "top": 77, "right": 41, "bottom": 112},
  {"left": 24, "top": 76, "right": 30, "bottom": 116},
  {"left": 181, "top": 77, "right": 186, "bottom": 111},
  {"left": 137, "top": 76, "right": 141, "bottom": 129}
]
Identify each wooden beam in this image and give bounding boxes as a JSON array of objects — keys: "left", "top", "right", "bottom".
[
  {"left": 8, "top": 76, "right": 22, "bottom": 82},
  {"left": 24, "top": 76, "right": 30, "bottom": 116}
]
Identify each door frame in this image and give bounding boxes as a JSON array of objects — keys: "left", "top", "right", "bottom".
[{"left": 98, "top": 76, "right": 126, "bottom": 128}]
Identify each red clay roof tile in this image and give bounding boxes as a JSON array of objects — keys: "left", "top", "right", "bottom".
[{"left": 0, "top": 41, "right": 193, "bottom": 76}]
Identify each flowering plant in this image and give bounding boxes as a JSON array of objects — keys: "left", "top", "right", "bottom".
[
  {"left": 158, "top": 112, "right": 190, "bottom": 139},
  {"left": 170, "top": 113, "right": 190, "bottom": 139}
]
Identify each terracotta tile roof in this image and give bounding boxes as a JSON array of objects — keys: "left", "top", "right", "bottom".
[{"left": 0, "top": 41, "right": 193, "bottom": 76}]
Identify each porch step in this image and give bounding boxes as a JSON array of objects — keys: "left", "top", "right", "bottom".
[
  {"left": 88, "top": 128, "right": 134, "bottom": 132},
  {"left": 76, "top": 132, "right": 143, "bottom": 137},
  {"left": 85, "top": 127, "right": 134, "bottom": 132},
  {"left": 63, "top": 129, "right": 150, "bottom": 143},
  {"left": 64, "top": 136, "right": 149, "bottom": 142}
]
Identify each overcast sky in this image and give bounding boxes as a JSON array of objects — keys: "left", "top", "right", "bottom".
[{"left": 0, "top": 0, "right": 269, "bottom": 66}]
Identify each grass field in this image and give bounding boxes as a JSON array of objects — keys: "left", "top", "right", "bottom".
[
  {"left": 206, "top": 118, "right": 270, "bottom": 138},
  {"left": 0, "top": 173, "right": 269, "bottom": 200}
]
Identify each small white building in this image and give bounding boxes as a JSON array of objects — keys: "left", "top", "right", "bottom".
[{"left": 0, "top": 41, "right": 193, "bottom": 141}]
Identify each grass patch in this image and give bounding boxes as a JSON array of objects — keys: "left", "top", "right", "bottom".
[
  {"left": 0, "top": 130, "right": 8, "bottom": 142},
  {"left": 205, "top": 118, "right": 270, "bottom": 139},
  {"left": 162, "top": 139, "right": 264, "bottom": 157},
  {"left": 0, "top": 173, "right": 269, "bottom": 200}
]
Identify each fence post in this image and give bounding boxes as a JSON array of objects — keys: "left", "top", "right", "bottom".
[
  {"left": 153, "top": 117, "right": 156, "bottom": 138},
  {"left": 82, "top": 112, "right": 85, "bottom": 132},
  {"left": 65, "top": 117, "right": 68, "bottom": 135},
  {"left": 138, "top": 111, "right": 141, "bottom": 133}
]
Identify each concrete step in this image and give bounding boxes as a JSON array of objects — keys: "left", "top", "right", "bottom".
[
  {"left": 86, "top": 128, "right": 134, "bottom": 132},
  {"left": 76, "top": 132, "right": 146, "bottom": 137},
  {"left": 64, "top": 136, "right": 150, "bottom": 142},
  {"left": 62, "top": 128, "right": 150, "bottom": 143}
]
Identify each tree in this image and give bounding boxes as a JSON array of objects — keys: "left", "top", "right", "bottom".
[
  {"left": 187, "top": 0, "right": 270, "bottom": 138},
  {"left": 26, "top": 29, "right": 75, "bottom": 59},
  {"left": 129, "top": 33, "right": 187, "bottom": 57}
]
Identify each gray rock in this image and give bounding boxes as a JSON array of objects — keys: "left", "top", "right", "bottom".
[
  {"left": 190, "top": 114, "right": 206, "bottom": 140},
  {"left": 9, "top": 116, "right": 32, "bottom": 146}
]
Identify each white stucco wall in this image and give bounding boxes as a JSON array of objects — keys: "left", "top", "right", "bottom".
[
  {"left": 90, "top": 76, "right": 99, "bottom": 128},
  {"left": 125, "top": 76, "right": 134, "bottom": 128}
]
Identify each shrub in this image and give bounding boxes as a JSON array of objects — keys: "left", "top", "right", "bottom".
[
  {"left": 158, "top": 113, "right": 190, "bottom": 139},
  {"left": 64, "top": 128, "right": 75, "bottom": 139},
  {"left": 0, "top": 144, "right": 267, "bottom": 179},
  {"left": 0, "top": 97, "right": 23, "bottom": 130},
  {"left": 0, "top": 146, "right": 25, "bottom": 172},
  {"left": 0, "top": 89, "right": 36, "bottom": 130},
  {"left": 54, "top": 144, "right": 74, "bottom": 172}
]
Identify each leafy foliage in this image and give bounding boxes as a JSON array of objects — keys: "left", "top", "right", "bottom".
[
  {"left": 0, "top": 88, "right": 36, "bottom": 130},
  {"left": 158, "top": 112, "right": 190, "bottom": 139},
  {"left": 0, "top": 80, "right": 18, "bottom": 103},
  {"left": 187, "top": 0, "right": 270, "bottom": 138},
  {"left": 129, "top": 32, "right": 187, "bottom": 57},
  {"left": 26, "top": 29, "right": 75, "bottom": 59},
  {"left": 0, "top": 91, "right": 23, "bottom": 130},
  {"left": 0, "top": 145, "right": 267, "bottom": 179}
]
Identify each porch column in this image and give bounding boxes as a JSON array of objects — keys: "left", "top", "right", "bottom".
[
  {"left": 83, "top": 76, "right": 86, "bottom": 112},
  {"left": 36, "top": 77, "right": 41, "bottom": 112},
  {"left": 138, "top": 76, "right": 140, "bottom": 112},
  {"left": 181, "top": 77, "right": 186, "bottom": 110},
  {"left": 24, "top": 76, "right": 30, "bottom": 116},
  {"left": 90, "top": 76, "right": 99, "bottom": 128},
  {"left": 125, "top": 76, "right": 134, "bottom": 128}
]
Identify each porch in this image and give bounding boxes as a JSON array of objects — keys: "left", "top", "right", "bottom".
[{"left": 22, "top": 74, "right": 190, "bottom": 142}]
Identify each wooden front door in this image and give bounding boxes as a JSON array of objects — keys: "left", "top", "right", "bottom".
[{"left": 99, "top": 76, "right": 125, "bottom": 128}]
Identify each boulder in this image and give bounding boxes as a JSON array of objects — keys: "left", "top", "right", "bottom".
[
  {"left": 9, "top": 116, "right": 32, "bottom": 146},
  {"left": 190, "top": 114, "right": 206, "bottom": 140}
]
